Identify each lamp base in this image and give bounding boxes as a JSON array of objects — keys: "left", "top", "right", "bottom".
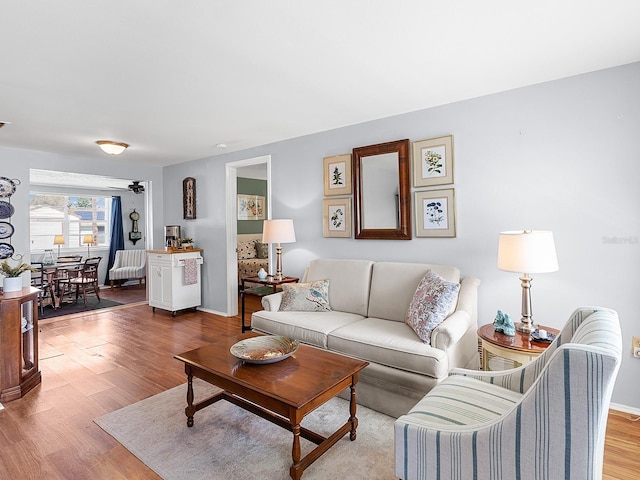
[{"left": 516, "top": 320, "right": 536, "bottom": 333}]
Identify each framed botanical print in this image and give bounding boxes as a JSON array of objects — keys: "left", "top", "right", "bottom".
[
  {"left": 412, "top": 135, "right": 454, "bottom": 187},
  {"left": 183, "top": 177, "right": 196, "bottom": 219},
  {"left": 415, "top": 188, "right": 456, "bottom": 237},
  {"left": 237, "top": 194, "right": 265, "bottom": 220},
  {"left": 322, "top": 198, "right": 351, "bottom": 238},
  {"left": 323, "top": 154, "right": 352, "bottom": 196}
]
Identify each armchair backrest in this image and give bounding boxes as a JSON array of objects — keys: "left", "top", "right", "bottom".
[
  {"left": 81, "top": 257, "right": 102, "bottom": 279},
  {"left": 516, "top": 308, "right": 622, "bottom": 479},
  {"left": 505, "top": 307, "right": 621, "bottom": 394},
  {"left": 112, "top": 249, "right": 146, "bottom": 268}
]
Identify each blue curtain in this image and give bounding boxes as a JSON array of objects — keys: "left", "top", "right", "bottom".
[{"left": 104, "top": 196, "right": 125, "bottom": 285}]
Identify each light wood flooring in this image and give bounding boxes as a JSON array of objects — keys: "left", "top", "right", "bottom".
[{"left": 0, "top": 292, "right": 638, "bottom": 479}]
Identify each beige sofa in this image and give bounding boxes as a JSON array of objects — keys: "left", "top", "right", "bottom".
[{"left": 251, "top": 258, "right": 481, "bottom": 417}]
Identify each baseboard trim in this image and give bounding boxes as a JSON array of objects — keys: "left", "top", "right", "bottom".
[
  {"left": 196, "top": 306, "right": 228, "bottom": 317},
  {"left": 610, "top": 402, "right": 640, "bottom": 416}
]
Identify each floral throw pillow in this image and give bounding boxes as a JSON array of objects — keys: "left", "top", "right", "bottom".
[
  {"left": 405, "top": 270, "right": 460, "bottom": 343},
  {"left": 279, "top": 279, "right": 331, "bottom": 312},
  {"left": 237, "top": 241, "right": 257, "bottom": 260}
]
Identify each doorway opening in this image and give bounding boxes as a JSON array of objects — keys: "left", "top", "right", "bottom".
[{"left": 225, "top": 155, "right": 271, "bottom": 316}]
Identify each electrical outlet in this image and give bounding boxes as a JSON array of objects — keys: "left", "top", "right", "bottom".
[{"left": 633, "top": 337, "right": 640, "bottom": 358}]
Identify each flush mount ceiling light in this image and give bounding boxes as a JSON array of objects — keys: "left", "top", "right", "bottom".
[{"left": 96, "top": 140, "right": 129, "bottom": 155}]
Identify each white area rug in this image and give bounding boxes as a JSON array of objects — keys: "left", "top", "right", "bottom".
[{"left": 95, "top": 379, "right": 396, "bottom": 480}]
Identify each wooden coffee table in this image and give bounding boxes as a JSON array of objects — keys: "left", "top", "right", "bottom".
[{"left": 174, "top": 333, "right": 369, "bottom": 480}]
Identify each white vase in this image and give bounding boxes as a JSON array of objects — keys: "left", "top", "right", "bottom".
[
  {"left": 257, "top": 268, "right": 268, "bottom": 280},
  {"left": 3, "top": 276, "right": 23, "bottom": 293}
]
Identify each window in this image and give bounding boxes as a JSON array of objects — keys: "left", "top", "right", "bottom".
[{"left": 29, "top": 193, "right": 112, "bottom": 252}]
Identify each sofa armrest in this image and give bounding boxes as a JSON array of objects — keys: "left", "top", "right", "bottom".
[
  {"left": 261, "top": 292, "right": 283, "bottom": 311},
  {"left": 430, "top": 276, "right": 480, "bottom": 350}
]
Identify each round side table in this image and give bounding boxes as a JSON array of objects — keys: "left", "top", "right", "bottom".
[{"left": 477, "top": 323, "right": 560, "bottom": 371}]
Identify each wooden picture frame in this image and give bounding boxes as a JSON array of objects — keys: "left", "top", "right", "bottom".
[
  {"left": 412, "top": 135, "right": 454, "bottom": 187},
  {"left": 353, "top": 139, "right": 412, "bottom": 240},
  {"left": 322, "top": 198, "right": 351, "bottom": 238},
  {"left": 323, "top": 154, "right": 352, "bottom": 196},
  {"left": 415, "top": 188, "right": 456, "bottom": 237},
  {"left": 237, "top": 194, "right": 265, "bottom": 220},
  {"left": 183, "top": 177, "right": 196, "bottom": 219}
]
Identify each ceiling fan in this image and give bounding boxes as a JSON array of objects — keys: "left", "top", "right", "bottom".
[{"left": 128, "top": 180, "right": 145, "bottom": 194}]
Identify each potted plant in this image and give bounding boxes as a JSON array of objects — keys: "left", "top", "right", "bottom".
[
  {"left": 1, "top": 255, "right": 37, "bottom": 293},
  {"left": 180, "top": 237, "right": 194, "bottom": 249}
]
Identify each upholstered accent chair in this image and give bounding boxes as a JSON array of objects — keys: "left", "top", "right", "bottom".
[
  {"left": 395, "top": 306, "right": 622, "bottom": 480},
  {"left": 108, "top": 249, "right": 146, "bottom": 288}
]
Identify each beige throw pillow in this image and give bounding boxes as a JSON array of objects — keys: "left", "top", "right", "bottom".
[{"left": 279, "top": 279, "right": 331, "bottom": 312}]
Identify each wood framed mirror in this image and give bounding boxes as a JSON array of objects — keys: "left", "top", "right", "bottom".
[{"left": 353, "top": 139, "right": 412, "bottom": 240}]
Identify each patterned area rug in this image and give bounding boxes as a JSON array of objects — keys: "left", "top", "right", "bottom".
[{"left": 95, "top": 379, "right": 396, "bottom": 480}]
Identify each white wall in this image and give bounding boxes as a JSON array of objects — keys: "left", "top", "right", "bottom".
[{"left": 163, "top": 62, "right": 640, "bottom": 409}]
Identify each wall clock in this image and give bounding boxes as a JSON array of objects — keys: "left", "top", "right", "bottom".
[{"left": 129, "top": 209, "right": 142, "bottom": 245}]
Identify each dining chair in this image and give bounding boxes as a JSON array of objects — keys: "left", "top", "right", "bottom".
[
  {"left": 67, "top": 257, "right": 102, "bottom": 306},
  {"left": 30, "top": 262, "right": 56, "bottom": 315}
]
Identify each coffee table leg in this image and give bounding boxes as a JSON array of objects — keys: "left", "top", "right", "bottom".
[
  {"left": 290, "top": 423, "right": 302, "bottom": 480},
  {"left": 186, "top": 372, "right": 195, "bottom": 427},
  {"left": 349, "top": 380, "right": 358, "bottom": 441}
]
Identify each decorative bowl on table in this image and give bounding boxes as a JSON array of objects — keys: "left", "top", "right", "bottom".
[{"left": 230, "top": 335, "right": 299, "bottom": 364}]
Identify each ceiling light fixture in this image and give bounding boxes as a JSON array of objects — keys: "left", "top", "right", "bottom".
[
  {"left": 96, "top": 140, "right": 129, "bottom": 155},
  {"left": 128, "top": 180, "right": 145, "bottom": 194},
  {"left": 0, "top": 121, "right": 11, "bottom": 128}
]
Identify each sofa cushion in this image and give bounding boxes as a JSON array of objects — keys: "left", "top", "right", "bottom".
[
  {"left": 328, "top": 318, "right": 449, "bottom": 379},
  {"left": 305, "top": 259, "right": 374, "bottom": 316},
  {"left": 255, "top": 242, "right": 269, "bottom": 259},
  {"left": 279, "top": 279, "right": 331, "bottom": 312},
  {"left": 251, "top": 310, "right": 366, "bottom": 348},
  {"left": 405, "top": 271, "right": 461, "bottom": 343},
  {"left": 237, "top": 241, "right": 257, "bottom": 260},
  {"left": 368, "top": 262, "right": 460, "bottom": 322}
]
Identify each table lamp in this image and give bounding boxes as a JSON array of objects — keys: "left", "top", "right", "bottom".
[
  {"left": 53, "top": 235, "right": 65, "bottom": 259},
  {"left": 497, "top": 230, "right": 558, "bottom": 332},
  {"left": 83, "top": 234, "right": 94, "bottom": 258},
  {"left": 262, "top": 219, "right": 296, "bottom": 281}
]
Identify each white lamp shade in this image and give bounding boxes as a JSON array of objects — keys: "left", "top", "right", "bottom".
[
  {"left": 262, "top": 219, "right": 296, "bottom": 244},
  {"left": 53, "top": 235, "right": 65, "bottom": 245},
  {"left": 497, "top": 230, "right": 559, "bottom": 274}
]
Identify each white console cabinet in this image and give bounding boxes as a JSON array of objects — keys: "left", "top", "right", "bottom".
[{"left": 147, "top": 249, "right": 203, "bottom": 316}]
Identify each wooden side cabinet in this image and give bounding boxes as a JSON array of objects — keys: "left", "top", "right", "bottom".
[{"left": 0, "top": 287, "right": 42, "bottom": 402}]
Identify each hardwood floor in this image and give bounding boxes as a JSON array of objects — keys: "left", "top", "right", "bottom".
[{"left": 0, "top": 294, "right": 638, "bottom": 479}]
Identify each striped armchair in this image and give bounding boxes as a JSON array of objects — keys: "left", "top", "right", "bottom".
[
  {"left": 395, "top": 306, "right": 622, "bottom": 480},
  {"left": 108, "top": 249, "right": 146, "bottom": 288}
]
